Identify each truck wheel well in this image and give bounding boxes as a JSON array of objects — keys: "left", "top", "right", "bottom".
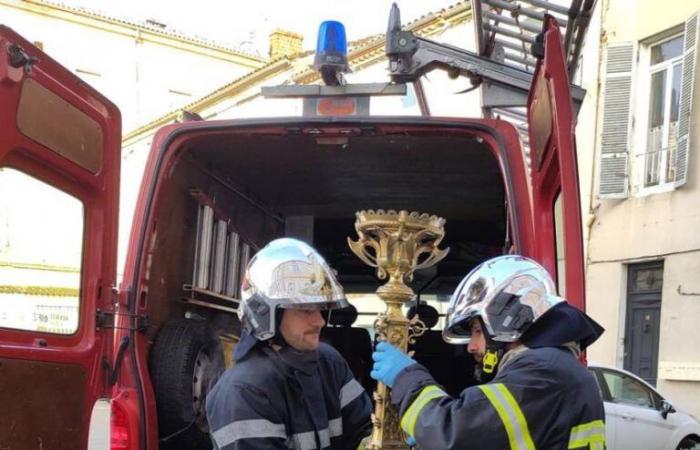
[
  {"left": 678, "top": 434, "right": 700, "bottom": 450},
  {"left": 149, "top": 318, "right": 225, "bottom": 450}
]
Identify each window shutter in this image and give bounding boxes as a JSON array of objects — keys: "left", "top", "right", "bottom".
[
  {"left": 598, "top": 43, "right": 635, "bottom": 198},
  {"left": 674, "top": 11, "right": 699, "bottom": 187}
]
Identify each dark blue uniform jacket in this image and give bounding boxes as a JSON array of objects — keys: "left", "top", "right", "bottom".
[
  {"left": 392, "top": 346, "right": 606, "bottom": 450},
  {"left": 206, "top": 339, "right": 372, "bottom": 450}
]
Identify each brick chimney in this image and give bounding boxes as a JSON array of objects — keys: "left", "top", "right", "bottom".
[{"left": 269, "top": 29, "right": 303, "bottom": 60}]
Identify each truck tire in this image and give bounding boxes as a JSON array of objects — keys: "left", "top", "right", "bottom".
[{"left": 149, "top": 318, "right": 225, "bottom": 450}]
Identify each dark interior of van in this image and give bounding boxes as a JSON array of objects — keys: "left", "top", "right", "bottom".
[{"left": 143, "top": 122, "right": 510, "bottom": 448}]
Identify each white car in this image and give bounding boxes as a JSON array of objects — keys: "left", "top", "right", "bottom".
[{"left": 588, "top": 364, "right": 700, "bottom": 450}]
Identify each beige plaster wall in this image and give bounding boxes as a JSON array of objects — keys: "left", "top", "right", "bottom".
[
  {"left": 586, "top": 253, "right": 700, "bottom": 418},
  {"left": 575, "top": 0, "right": 604, "bottom": 256},
  {"left": 602, "top": 0, "right": 694, "bottom": 44},
  {"left": 585, "top": 262, "right": 626, "bottom": 367},
  {"left": 658, "top": 253, "right": 700, "bottom": 362},
  {"left": 585, "top": 0, "right": 700, "bottom": 419}
]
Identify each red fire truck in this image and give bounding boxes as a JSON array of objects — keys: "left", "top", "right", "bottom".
[{"left": 0, "top": 2, "right": 593, "bottom": 448}]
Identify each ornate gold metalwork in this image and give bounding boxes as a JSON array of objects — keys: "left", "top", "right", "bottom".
[{"left": 348, "top": 209, "right": 448, "bottom": 449}]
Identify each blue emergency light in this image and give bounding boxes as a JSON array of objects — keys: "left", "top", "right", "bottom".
[{"left": 314, "top": 20, "right": 349, "bottom": 85}]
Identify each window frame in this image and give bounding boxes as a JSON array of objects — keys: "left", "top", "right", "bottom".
[{"left": 635, "top": 32, "right": 685, "bottom": 196}]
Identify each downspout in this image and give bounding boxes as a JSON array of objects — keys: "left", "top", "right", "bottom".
[{"left": 584, "top": 0, "right": 609, "bottom": 265}]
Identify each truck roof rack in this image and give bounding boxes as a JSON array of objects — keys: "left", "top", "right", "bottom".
[
  {"left": 471, "top": 0, "right": 596, "bottom": 147},
  {"left": 473, "top": 0, "right": 597, "bottom": 79},
  {"left": 385, "top": 1, "right": 595, "bottom": 152}
]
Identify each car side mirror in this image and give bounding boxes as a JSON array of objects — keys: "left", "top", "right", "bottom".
[{"left": 661, "top": 400, "right": 676, "bottom": 419}]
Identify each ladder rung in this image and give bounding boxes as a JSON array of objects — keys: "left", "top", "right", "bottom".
[
  {"left": 502, "top": 50, "right": 537, "bottom": 67},
  {"left": 482, "top": 0, "right": 545, "bottom": 20},
  {"left": 484, "top": 23, "right": 537, "bottom": 44},
  {"left": 484, "top": 11, "right": 543, "bottom": 34},
  {"left": 481, "top": 0, "right": 568, "bottom": 26},
  {"left": 494, "top": 37, "right": 531, "bottom": 52},
  {"left": 517, "top": 0, "right": 570, "bottom": 16},
  {"left": 494, "top": 111, "right": 526, "bottom": 122},
  {"left": 497, "top": 106, "right": 528, "bottom": 119}
]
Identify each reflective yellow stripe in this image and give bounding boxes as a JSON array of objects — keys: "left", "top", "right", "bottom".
[
  {"left": 478, "top": 384, "right": 536, "bottom": 450},
  {"left": 568, "top": 419, "right": 606, "bottom": 449},
  {"left": 356, "top": 435, "right": 370, "bottom": 450},
  {"left": 399, "top": 385, "right": 447, "bottom": 437}
]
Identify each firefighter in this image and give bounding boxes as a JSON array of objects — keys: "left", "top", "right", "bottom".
[
  {"left": 371, "top": 255, "right": 606, "bottom": 450},
  {"left": 206, "top": 238, "right": 372, "bottom": 450}
]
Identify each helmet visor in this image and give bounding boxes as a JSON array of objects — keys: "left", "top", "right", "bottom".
[
  {"left": 442, "top": 308, "right": 479, "bottom": 344},
  {"left": 280, "top": 298, "right": 350, "bottom": 311}
]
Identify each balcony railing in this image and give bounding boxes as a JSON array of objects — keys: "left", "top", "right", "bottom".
[{"left": 642, "top": 122, "right": 678, "bottom": 187}]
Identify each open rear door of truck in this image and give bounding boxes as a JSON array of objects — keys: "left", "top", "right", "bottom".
[
  {"left": 0, "top": 26, "right": 120, "bottom": 449},
  {"left": 527, "top": 16, "right": 585, "bottom": 310}
]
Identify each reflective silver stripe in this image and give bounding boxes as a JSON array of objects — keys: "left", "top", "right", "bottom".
[
  {"left": 290, "top": 420, "right": 342, "bottom": 450},
  {"left": 212, "top": 419, "right": 286, "bottom": 448},
  {"left": 291, "top": 430, "right": 316, "bottom": 450},
  {"left": 340, "top": 379, "right": 365, "bottom": 408},
  {"left": 318, "top": 429, "right": 330, "bottom": 448},
  {"left": 328, "top": 417, "right": 343, "bottom": 437}
]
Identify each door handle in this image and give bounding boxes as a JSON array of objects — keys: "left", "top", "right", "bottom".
[{"left": 621, "top": 414, "right": 635, "bottom": 421}]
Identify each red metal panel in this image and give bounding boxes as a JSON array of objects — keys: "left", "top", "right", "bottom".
[
  {"left": 0, "top": 25, "right": 120, "bottom": 448},
  {"left": 527, "top": 16, "right": 585, "bottom": 311}
]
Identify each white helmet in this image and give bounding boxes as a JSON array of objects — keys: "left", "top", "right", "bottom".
[
  {"left": 239, "top": 238, "right": 347, "bottom": 341},
  {"left": 443, "top": 255, "right": 563, "bottom": 345}
]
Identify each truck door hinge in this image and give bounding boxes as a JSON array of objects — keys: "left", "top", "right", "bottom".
[
  {"left": 6, "top": 43, "right": 38, "bottom": 73},
  {"left": 96, "top": 309, "right": 149, "bottom": 333},
  {"left": 95, "top": 309, "right": 115, "bottom": 329}
]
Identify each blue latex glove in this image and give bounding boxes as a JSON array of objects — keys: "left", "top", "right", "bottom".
[
  {"left": 371, "top": 341, "right": 416, "bottom": 387},
  {"left": 407, "top": 436, "right": 417, "bottom": 447}
]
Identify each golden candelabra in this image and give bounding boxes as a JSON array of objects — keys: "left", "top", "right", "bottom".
[{"left": 348, "top": 209, "right": 449, "bottom": 449}]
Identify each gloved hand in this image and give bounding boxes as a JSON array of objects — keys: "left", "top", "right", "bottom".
[
  {"left": 371, "top": 341, "right": 416, "bottom": 387},
  {"left": 407, "top": 435, "right": 417, "bottom": 447}
]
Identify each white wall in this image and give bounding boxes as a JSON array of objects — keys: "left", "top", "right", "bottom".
[{"left": 1, "top": 4, "right": 260, "bottom": 131}]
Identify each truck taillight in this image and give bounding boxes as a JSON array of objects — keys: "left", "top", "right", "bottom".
[{"left": 111, "top": 399, "right": 133, "bottom": 450}]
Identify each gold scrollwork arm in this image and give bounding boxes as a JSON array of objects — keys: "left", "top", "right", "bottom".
[
  {"left": 374, "top": 313, "right": 389, "bottom": 342},
  {"left": 407, "top": 317, "right": 427, "bottom": 347}
]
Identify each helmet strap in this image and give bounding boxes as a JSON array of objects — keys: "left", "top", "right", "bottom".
[
  {"left": 482, "top": 348, "right": 500, "bottom": 374},
  {"left": 474, "top": 320, "right": 506, "bottom": 382},
  {"left": 271, "top": 309, "right": 286, "bottom": 345}
]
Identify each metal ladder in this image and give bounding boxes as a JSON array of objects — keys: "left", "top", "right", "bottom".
[{"left": 471, "top": 0, "right": 597, "bottom": 147}]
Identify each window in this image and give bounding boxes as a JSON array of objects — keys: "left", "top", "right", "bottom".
[
  {"left": 601, "top": 370, "right": 657, "bottom": 409},
  {"left": 0, "top": 168, "right": 83, "bottom": 334},
  {"left": 643, "top": 35, "right": 683, "bottom": 188},
  {"left": 598, "top": 14, "right": 698, "bottom": 197}
]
